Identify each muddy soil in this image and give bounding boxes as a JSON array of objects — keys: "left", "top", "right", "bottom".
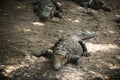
[{"left": 0, "top": 0, "right": 120, "bottom": 80}]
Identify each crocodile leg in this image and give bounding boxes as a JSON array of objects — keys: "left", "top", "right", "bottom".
[
  {"left": 54, "top": 10, "right": 63, "bottom": 18},
  {"left": 51, "top": 0, "right": 63, "bottom": 18},
  {"left": 70, "top": 55, "right": 83, "bottom": 68},
  {"left": 33, "top": 49, "right": 53, "bottom": 59},
  {"left": 79, "top": 40, "right": 91, "bottom": 57},
  {"left": 76, "top": 58, "right": 83, "bottom": 68},
  {"left": 51, "top": 0, "right": 63, "bottom": 12},
  {"left": 42, "top": 49, "right": 53, "bottom": 59},
  {"left": 50, "top": 38, "right": 64, "bottom": 50}
]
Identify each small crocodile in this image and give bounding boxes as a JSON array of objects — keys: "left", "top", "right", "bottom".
[
  {"left": 34, "top": 31, "right": 95, "bottom": 70},
  {"left": 33, "top": 0, "right": 63, "bottom": 22},
  {"left": 73, "top": 0, "right": 112, "bottom": 11}
]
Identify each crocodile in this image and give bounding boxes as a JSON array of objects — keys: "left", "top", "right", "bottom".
[
  {"left": 34, "top": 31, "right": 95, "bottom": 70},
  {"left": 33, "top": 0, "right": 63, "bottom": 22},
  {"left": 73, "top": 0, "right": 112, "bottom": 11}
]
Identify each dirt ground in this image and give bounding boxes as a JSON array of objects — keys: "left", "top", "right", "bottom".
[{"left": 0, "top": 0, "right": 120, "bottom": 80}]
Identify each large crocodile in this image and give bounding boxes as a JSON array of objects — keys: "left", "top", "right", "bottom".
[
  {"left": 34, "top": 31, "right": 95, "bottom": 70},
  {"left": 33, "top": 0, "right": 63, "bottom": 22},
  {"left": 73, "top": 0, "right": 112, "bottom": 11}
]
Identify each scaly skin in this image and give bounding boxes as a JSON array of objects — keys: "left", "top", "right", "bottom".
[
  {"left": 73, "top": 0, "right": 112, "bottom": 11},
  {"left": 33, "top": 0, "right": 63, "bottom": 22},
  {"left": 35, "top": 31, "right": 95, "bottom": 70}
]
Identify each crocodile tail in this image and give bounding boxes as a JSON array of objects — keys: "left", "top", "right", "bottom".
[{"left": 81, "top": 31, "right": 95, "bottom": 40}]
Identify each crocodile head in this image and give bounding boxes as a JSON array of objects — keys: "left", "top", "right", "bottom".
[
  {"left": 53, "top": 47, "right": 69, "bottom": 70},
  {"left": 37, "top": 3, "right": 55, "bottom": 22}
]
